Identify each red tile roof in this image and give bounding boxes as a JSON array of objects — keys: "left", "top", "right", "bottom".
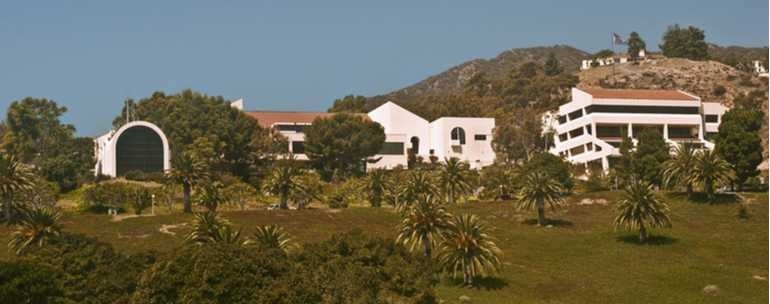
[
  {"left": 245, "top": 111, "right": 335, "bottom": 128},
  {"left": 581, "top": 87, "right": 698, "bottom": 101},
  {"left": 245, "top": 111, "right": 369, "bottom": 128}
]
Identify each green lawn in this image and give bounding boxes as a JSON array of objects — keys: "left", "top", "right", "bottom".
[{"left": 1, "top": 191, "right": 767, "bottom": 303}]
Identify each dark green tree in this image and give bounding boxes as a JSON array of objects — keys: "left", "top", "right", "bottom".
[
  {"left": 632, "top": 129, "right": 670, "bottom": 187},
  {"left": 714, "top": 107, "right": 763, "bottom": 189},
  {"left": 627, "top": 31, "right": 646, "bottom": 61},
  {"left": 3, "top": 98, "right": 92, "bottom": 191},
  {"left": 327, "top": 95, "right": 367, "bottom": 113},
  {"left": 660, "top": 24, "right": 708, "bottom": 60},
  {"left": 520, "top": 152, "right": 573, "bottom": 194},
  {"left": 543, "top": 53, "right": 562, "bottom": 76},
  {"left": 303, "top": 113, "right": 385, "bottom": 180}
]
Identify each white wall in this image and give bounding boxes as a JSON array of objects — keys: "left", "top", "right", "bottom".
[
  {"left": 367, "top": 102, "right": 431, "bottom": 157},
  {"left": 429, "top": 117, "right": 495, "bottom": 169}
]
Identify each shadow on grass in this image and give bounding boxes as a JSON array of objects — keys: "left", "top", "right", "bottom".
[
  {"left": 521, "top": 218, "right": 574, "bottom": 227},
  {"left": 616, "top": 234, "right": 677, "bottom": 246},
  {"left": 444, "top": 276, "right": 508, "bottom": 290},
  {"left": 688, "top": 193, "right": 740, "bottom": 205}
]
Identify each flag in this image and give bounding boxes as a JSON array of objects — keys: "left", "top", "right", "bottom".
[{"left": 612, "top": 33, "right": 627, "bottom": 45}]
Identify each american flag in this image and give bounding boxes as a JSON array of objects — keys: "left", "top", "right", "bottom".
[{"left": 612, "top": 33, "right": 627, "bottom": 45}]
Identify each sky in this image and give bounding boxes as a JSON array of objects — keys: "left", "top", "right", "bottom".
[{"left": 1, "top": 1, "right": 767, "bottom": 136}]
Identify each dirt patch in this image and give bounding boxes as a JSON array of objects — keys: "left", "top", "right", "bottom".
[
  {"left": 111, "top": 213, "right": 157, "bottom": 222},
  {"left": 159, "top": 223, "right": 187, "bottom": 236}
]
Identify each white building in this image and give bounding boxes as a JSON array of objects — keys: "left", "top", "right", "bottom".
[
  {"left": 247, "top": 101, "right": 496, "bottom": 170},
  {"left": 581, "top": 50, "right": 646, "bottom": 70},
  {"left": 94, "top": 121, "right": 171, "bottom": 177},
  {"left": 548, "top": 87, "right": 727, "bottom": 172}
]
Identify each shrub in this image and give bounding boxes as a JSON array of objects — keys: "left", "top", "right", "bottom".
[
  {"left": 0, "top": 260, "right": 61, "bottom": 303},
  {"left": 292, "top": 230, "right": 438, "bottom": 303},
  {"left": 132, "top": 244, "right": 292, "bottom": 304},
  {"left": 79, "top": 182, "right": 156, "bottom": 213},
  {"left": 325, "top": 178, "right": 363, "bottom": 208},
  {"left": 479, "top": 164, "right": 518, "bottom": 200},
  {"left": 21, "top": 233, "right": 154, "bottom": 304},
  {"left": 712, "top": 84, "right": 726, "bottom": 96},
  {"left": 123, "top": 170, "right": 166, "bottom": 183}
]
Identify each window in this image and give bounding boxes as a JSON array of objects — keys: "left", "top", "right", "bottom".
[
  {"left": 568, "top": 109, "right": 583, "bottom": 120},
  {"left": 474, "top": 134, "right": 487, "bottom": 141},
  {"left": 410, "top": 137, "right": 420, "bottom": 154},
  {"left": 450, "top": 127, "right": 466, "bottom": 145},
  {"left": 379, "top": 142, "right": 404, "bottom": 155},
  {"left": 558, "top": 115, "right": 567, "bottom": 124},
  {"left": 705, "top": 115, "right": 718, "bottom": 123},
  {"left": 558, "top": 133, "right": 568, "bottom": 142},
  {"left": 586, "top": 143, "right": 593, "bottom": 151},
  {"left": 569, "top": 127, "right": 584, "bottom": 138},
  {"left": 291, "top": 141, "right": 305, "bottom": 154},
  {"left": 275, "top": 124, "right": 307, "bottom": 132},
  {"left": 570, "top": 146, "right": 585, "bottom": 156},
  {"left": 585, "top": 125, "right": 592, "bottom": 135}
]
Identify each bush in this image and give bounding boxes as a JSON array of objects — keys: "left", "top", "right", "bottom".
[
  {"left": 582, "top": 171, "right": 610, "bottom": 192},
  {"left": 292, "top": 230, "right": 438, "bottom": 303},
  {"left": 21, "top": 233, "right": 154, "bottom": 304},
  {"left": 132, "top": 244, "right": 293, "bottom": 304},
  {"left": 479, "top": 164, "right": 518, "bottom": 200},
  {"left": 0, "top": 260, "right": 61, "bottom": 303},
  {"left": 123, "top": 170, "right": 165, "bottom": 183},
  {"left": 712, "top": 84, "right": 726, "bottom": 96},
  {"left": 325, "top": 178, "right": 364, "bottom": 208},
  {"left": 79, "top": 182, "right": 156, "bottom": 213}
]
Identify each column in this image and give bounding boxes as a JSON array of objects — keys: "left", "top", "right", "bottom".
[{"left": 663, "top": 124, "right": 669, "bottom": 140}]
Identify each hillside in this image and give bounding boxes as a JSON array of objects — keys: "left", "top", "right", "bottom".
[{"left": 365, "top": 45, "right": 589, "bottom": 108}]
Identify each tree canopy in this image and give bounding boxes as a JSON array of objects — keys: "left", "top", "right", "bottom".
[
  {"left": 714, "top": 107, "right": 763, "bottom": 188},
  {"left": 303, "top": 113, "right": 385, "bottom": 180},
  {"left": 660, "top": 24, "right": 708, "bottom": 60},
  {"left": 627, "top": 31, "right": 646, "bottom": 60},
  {"left": 327, "top": 95, "right": 367, "bottom": 113},
  {"left": 2, "top": 98, "right": 93, "bottom": 191}
]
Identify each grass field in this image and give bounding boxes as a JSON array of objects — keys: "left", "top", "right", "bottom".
[{"left": 0, "top": 191, "right": 767, "bottom": 303}]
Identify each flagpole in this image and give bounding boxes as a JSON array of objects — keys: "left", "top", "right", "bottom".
[{"left": 611, "top": 33, "right": 615, "bottom": 78}]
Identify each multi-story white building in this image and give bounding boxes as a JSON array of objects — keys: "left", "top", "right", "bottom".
[
  {"left": 548, "top": 87, "right": 727, "bottom": 172},
  {"left": 247, "top": 101, "right": 496, "bottom": 170}
]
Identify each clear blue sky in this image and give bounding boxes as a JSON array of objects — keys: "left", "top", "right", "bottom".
[{"left": 1, "top": 1, "right": 767, "bottom": 136}]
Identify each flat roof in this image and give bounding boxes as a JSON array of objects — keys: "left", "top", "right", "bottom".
[{"left": 581, "top": 87, "right": 698, "bottom": 101}]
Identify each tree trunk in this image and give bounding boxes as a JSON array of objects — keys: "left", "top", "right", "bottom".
[
  {"left": 686, "top": 183, "right": 693, "bottom": 198},
  {"left": 182, "top": 182, "right": 192, "bottom": 213},
  {"left": 537, "top": 202, "right": 546, "bottom": 226},
  {"left": 279, "top": 194, "right": 288, "bottom": 209},
  {"left": 422, "top": 234, "right": 432, "bottom": 258},
  {"left": 464, "top": 264, "right": 473, "bottom": 285},
  {"left": 449, "top": 189, "right": 455, "bottom": 205},
  {"left": 4, "top": 198, "right": 11, "bottom": 224},
  {"left": 638, "top": 224, "right": 647, "bottom": 243}
]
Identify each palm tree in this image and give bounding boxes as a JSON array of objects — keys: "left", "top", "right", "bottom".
[
  {"left": 168, "top": 152, "right": 209, "bottom": 213},
  {"left": 516, "top": 171, "right": 565, "bottom": 226},
  {"left": 185, "top": 211, "right": 240, "bottom": 244},
  {"left": 290, "top": 171, "right": 324, "bottom": 209},
  {"left": 9, "top": 206, "right": 62, "bottom": 255},
  {"left": 614, "top": 179, "right": 672, "bottom": 243},
  {"left": 438, "top": 157, "right": 472, "bottom": 205},
  {"left": 399, "top": 170, "right": 438, "bottom": 212},
  {"left": 195, "top": 181, "right": 229, "bottom": 212},
  {"left": 691, "top": 149, "right": 733, "bottom": 201},
  {"left": 396, "top": 195, "right": 452, "bottom": 258},
  {"left": 0, "top": 153, "right": 35, "bottom": 223},
  {"left": 244, "top": 224, "right": 294, "bottom": 253},
  {"left": 663, "top": 142, "right": 697, "bottom": 197},
  {"left": 263, "top": 164, "right": 300, "bottom": 209},
  {"left": 438, "top": 214, "right": 502, "bottom": 285},
  {"left": 365, "top": 169, "right": 388, "bottom": 207}
]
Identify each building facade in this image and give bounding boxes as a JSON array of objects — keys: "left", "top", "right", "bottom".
[
  {"left": 94, "top": 121, "right": 171, "bottom": 177},
  {"left": 247, "top": 101, "right": 496, "bottom": 170},
  {"left": 547, "top": 87, "right": 727, "bottom": 172}
]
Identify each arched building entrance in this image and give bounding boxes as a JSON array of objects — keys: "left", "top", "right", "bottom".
[{"left": 94, "top": 121, "right": 171, "bottom": 177}]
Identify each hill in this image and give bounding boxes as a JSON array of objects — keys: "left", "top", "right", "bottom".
[{"left": 365, "top": 45, "right": 590, "bottom": 108}]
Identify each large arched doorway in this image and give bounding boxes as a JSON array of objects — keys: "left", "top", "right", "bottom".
[{"left": 115, "top": 125, "right": 165, "bottom": 175}]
